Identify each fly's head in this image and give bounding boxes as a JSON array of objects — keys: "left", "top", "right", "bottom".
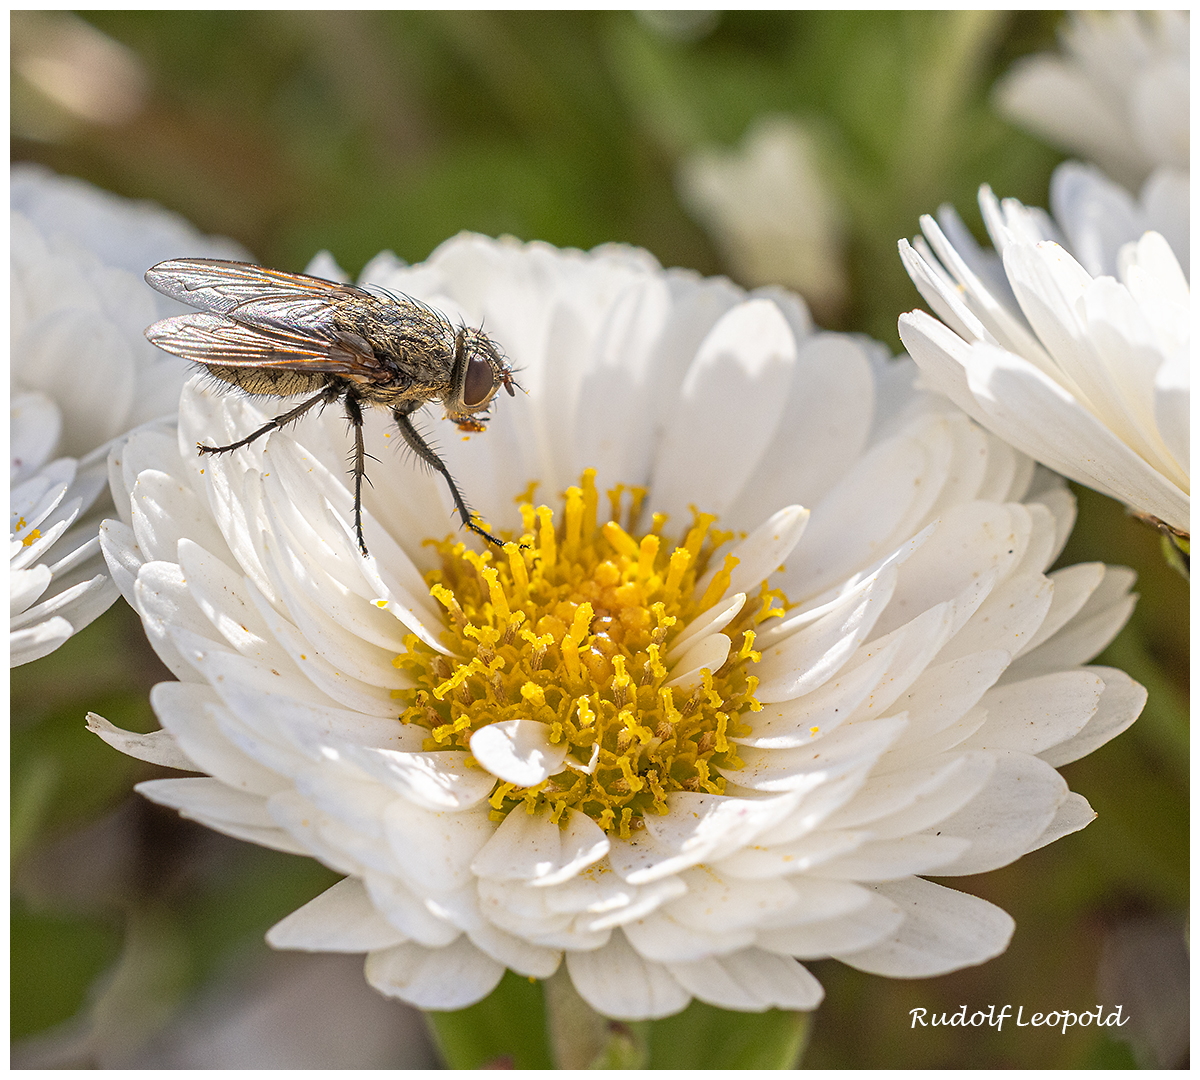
[{"left": 446, "top": 326, "right": 517, "bottom": 431}]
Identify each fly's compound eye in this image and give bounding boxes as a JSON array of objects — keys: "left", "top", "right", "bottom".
[{"left": 462, "top": 355, "right": 497, "bottom": 410}]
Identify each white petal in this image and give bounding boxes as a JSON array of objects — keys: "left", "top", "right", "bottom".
[
  {"left": 129, "top": 467, "right": 229, "bottom": 566},
  {"left": 136, "top": 562, "right": 221, "bottom": 680},
  {"left": 10, "top": 564, "right": 52, "bottom": 616},
  {"left": 86, "top": 711, "right": 195, "bottom": 771},
  {"left": 466, "top": 920, "right": 561, "bottom": 979},
  {"left": 1015, "top": 561, "right": 1105, "bottom": 656},
  {"left": 267, "top": 876, "right": 407, "bottom": 952},
  {"left": 382, "top": 799, "right": 495, "bottom": 896},
  {"left": 361, "top": 873, "right": 462, "bottom": 947},
  {"left": 663, "top": 631, "right": 731, "bottom": 691},
  {"left": 98, "top": 518, "right": 143, "bottom": 608},
  {"left": 332, "top": 745, "right": 496, "bottom": 812},
  {"left": 754, "top": 563, "right": 895, "bottom": 703},
  {"left": 724, "top": 716, "right": 906, "bottom": 794},
  {"left": 868, "top": 502, "right": 1027, "bottom": 643},
  {"left": 650, "top": 298, "right": 798, "bottom": 522},
  {"left": 149, "top": 682, "right": 288, "bottom": 795},
  {"left": 614, "top": 789, "right": 807, "bottom": 884},
  {"left": 724, "top": 333, "right": 875, "bottom": 526},
  {"left": 735, "top": 635, "right": 903, "bottom": 749},
  {"left": 266, "top": 789, "right": 383, "bottom": 878},
  {"left": 1038, "top": 666, "right": 1146, "bottom": 767},
  {"left": 623, "top": 909, "right": 755, "bottom": 963},
  {"left": 815, "top": 833, "right": 969, "bottom": 880},
  {"left": 365, "top": 937, "right": 504, "bottom": 1010},
  {"left": 963, "top": 670, "right": 1103, "bottom": 755},
  {"left": 665, "top": 591, "right": 744, "bottom": 662},
  {"left": 782, "top": 435, "right": 932, "bottom": 602},
  {"left": 1005, "top": 566, "right": 1137, "bottom": 677},
  {"left": 834, "top": 878, "right": 1013, "bottom": 977},
  {"left": 756, "top": 889, "right": 904, "bottom": 959},
  {"left": 666, "top": 867, "right": 800, "bottom": 934},
  {"left": 918, "top": 750, "right": 1067, "bottom": 876},
  {"left": 565, "top": 929, "right": 692, "bottom": 1021},
  {"left": 9, "top": 615, "right": 74, "bottom": 666},
  {"left": 138, "top": 777, "right": 308, "bottom": 855},
  {"left": 695, "top": 504, "right": 810, "bottom": 599},
  {"left": 823, "top": 751, "right": 996, "bottom": 839},
  {"left": 1025, "top": 791, "right": 1095, "bottom": 852},
  {"left": 245, "top": 587, "right": 403, "bottom": 716},
  {"left": 934, "top": 572, "right": 1052, "bottom": 665},
  {"left": 11, "top": 391, "right": 61, "bottom": 483},
  {"left": 666, "top": 949, "right": 824, "bottom": 1012},
  {"left": 471, "top": 806, "right": 609, "bottom": 886},
  {"left": 469, "top": 719, "right": 569, "bottom": 787}
]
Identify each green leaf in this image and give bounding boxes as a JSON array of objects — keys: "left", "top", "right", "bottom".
[
  {"left": 646, "top": 1001, "right": 812, "bottom": 1069},
  {"left": 424, "top": 970, "right": 554, "bottom": 1069}
]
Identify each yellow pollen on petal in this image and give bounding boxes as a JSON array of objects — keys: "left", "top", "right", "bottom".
[
  {"left": 22, "top": 528, "right": 41, "bottom": 547},
  {"left": 394, "top": 471, "right": 784, "bottom": 835}
]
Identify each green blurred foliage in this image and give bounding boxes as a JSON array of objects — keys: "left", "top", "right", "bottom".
[
  {"left": 11, "top": 898, "right": 122, "bottom": 1039},
  {"left": 426, "top": 970, "right": 554, "bottom": 1069},
  {"left": 11, "top": 9, "right": 1186, "bottom": 1069}
]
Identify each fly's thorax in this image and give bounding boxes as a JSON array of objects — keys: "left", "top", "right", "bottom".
[{"left": 342, "top": 299, "right": 458, "bottom": 378}]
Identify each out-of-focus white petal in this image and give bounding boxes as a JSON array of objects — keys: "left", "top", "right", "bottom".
[{"left": 365, "top": 937, "right": 505, "bottom": 1010}]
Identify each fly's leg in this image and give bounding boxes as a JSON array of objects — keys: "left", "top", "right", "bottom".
[
  {"left": 345, "top": 394, "right": 370, "bottom": 556},
  {"left": 392, "top": 405, "right": 504, "bottom": 547},
  {"left": 197, "top": 384, "right": 341, "bottom": 455}
]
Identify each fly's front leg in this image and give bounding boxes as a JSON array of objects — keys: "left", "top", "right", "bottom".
[
  {"left": 198, "top": 384, "right": 341, "bottom": 455},
  {"left": 392, "top": 405, "right": 504, "bottom": 547}
]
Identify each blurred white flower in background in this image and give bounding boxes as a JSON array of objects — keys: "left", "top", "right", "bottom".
[
  {"left": 93, "top": 234, "right": 1144, "bottom": 1020},
  {"left": 10, "top": 165, "right": 245, "bottom": 665},
  {"left": 898, "top": 163, "right": 1189, "bottom": 541},
  {"left": 677, "top": 116, "right": 848, "bottom": 321},
  {"left": 994, "top": 10, "right": 1188, "bottom": 191}
]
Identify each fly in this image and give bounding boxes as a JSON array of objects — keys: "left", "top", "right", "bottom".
[{"left": 143, "top": 258, "right": 517, "bottom": 554}]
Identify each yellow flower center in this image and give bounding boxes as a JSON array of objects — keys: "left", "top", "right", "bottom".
[{"left": 394, "top": 470, "right": 787, "bottom": 838}]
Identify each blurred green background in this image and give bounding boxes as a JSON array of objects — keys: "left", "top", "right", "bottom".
[{"left": 11, "top": 10, "right": 1187, "bottom": 1069}]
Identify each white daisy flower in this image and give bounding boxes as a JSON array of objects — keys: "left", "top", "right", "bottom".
[
  {"left": 10, "top": 165, "right": 245, "bottom": 665},
  {"left": 994, "top": 10, "right": 1188, "bottom": 190},
  {"left": 676, "top": 116, "right": 847, "bottom": 321},
  {"left": 897, "top": 170, "right": 1189, "bottom": 540},
  {"left": 93, "top": 234, "right": 1144, "bottom": 1020}
]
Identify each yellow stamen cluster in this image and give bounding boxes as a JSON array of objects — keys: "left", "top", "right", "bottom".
[{"left": 394, "top": 470, "right": 785, "bottom": 838}]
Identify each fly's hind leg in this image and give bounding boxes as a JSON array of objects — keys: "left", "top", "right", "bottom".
[
  {"left": 392, "top": 405, "right": 504, "bottom": 547},
  {"left": 345, "top": 394, "right": 370, "bottom": 556},
  {"left": 198, "top": 384, "right": 341, "bottom": 455}
]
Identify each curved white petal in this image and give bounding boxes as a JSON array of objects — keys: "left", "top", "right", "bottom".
[
  {"left": 666, "top": 949, "right": 824, "bottom": 1011},
  {"left": 267, "top": 876, "right": 408, "bottom": 952},
  {"left": 469, "top": 719, "right": 569, "bottom": 787},
  {"left": 365, "top": 937, "right": 505, "bottom": 1010},
  {"left": 565, "top": 930, "right": 692, "bottom": 1021},
  {"left": 834, "top": 878, "right": 1014, "bottom": 977},
  {"left": 472, "top": 806, "right": 609, "bottom": 886}
]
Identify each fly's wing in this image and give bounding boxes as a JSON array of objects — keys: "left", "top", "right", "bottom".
[
  {"left": 146, "top": 312, "right": 384, "bottom": 376},
  {"left": 145, "top": 259, "right": 376, "bottom": 339}
]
